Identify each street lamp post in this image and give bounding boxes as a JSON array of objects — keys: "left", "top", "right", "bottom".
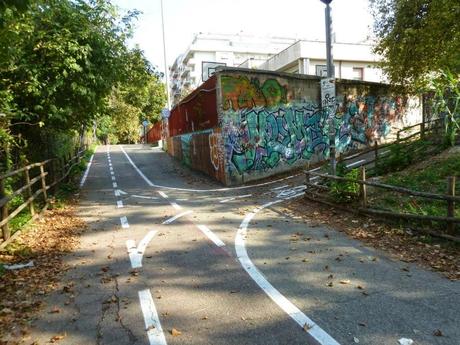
[
  {"left": 320, "top": 0, "right": 336, "bottom": 175},
  {"left": 160, "top": 0, "right": 171, "bottom": 110}
]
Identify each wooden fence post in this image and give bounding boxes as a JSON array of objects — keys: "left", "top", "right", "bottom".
[
  {"left": 24, "top": 167, "right": 35, "bottom": 216},
  {"left": 374, "top": 141, "right": 378, "bottom": 170},
  {"left": 0, "top": 178, "right": 10, "bottom": 240},
  {"left": 447, "top": 176, "right": 456, "bottom": 233},
  {"left": 420, "top": 122, "right": 425, "bottom": 140},
  {"left": 39, "top": 163, "right": 48, "bottom": 202},
  {"left": 360, "top": 166, "right": 367, "bottom": 208}
]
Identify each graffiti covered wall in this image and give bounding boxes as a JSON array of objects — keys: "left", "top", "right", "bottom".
[
  {"left": 218, "top": 70, "right": 418, "bottom": 185},
  {"left": 166, "top": 129, "right": 226, "bottom": 183}
]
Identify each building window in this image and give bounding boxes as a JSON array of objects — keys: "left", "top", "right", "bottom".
[
  {"left": 315, "top": 65, "right": 328, "bottom": 77},
  {"left": 352, "top": 67, "right": 364, "bottom": 80},
  {"left": 201, "top": 61, "right": 226, "bottom": 82}
]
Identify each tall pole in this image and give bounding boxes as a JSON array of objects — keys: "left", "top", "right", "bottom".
[
  {"left": 321, "top": 0, "right": 336, "bottom": 174},
  {"left": 160, "top": 0, "right": 171, "bottom": 110},
  {"left": 325, "top": 3, "right": 334, "bottom": 78}
]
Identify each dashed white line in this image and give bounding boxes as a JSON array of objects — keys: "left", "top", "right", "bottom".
[
  {"left": 114, "top": 190, "right": 120, "bottom": 197},
  {"left": 271, "top": 184, "right": 289, "bottom": 191},
  {"left": 235, "top": 196, "right": 340, "bottom": 345},
  {"left": 120, "top": 216, "right": 129, "bottom": 229},
  {"left": 111, "top": 175, "right": 116, "bottom": 180},
  {"left": 138, "top": 289, "right": 167, "bottom": 345},
  {"left": 132, "top": 195, "right": 159, "bottom": 200},
  {"left": 346, "top": 159, "right": 366, "bottom": 169},
  {"left": 162, "top": 210, "right": 193, "bottom": 224},
  {"left": 117, "top": 200, "right": 123, "bottom": 208},
  {"left": 158, "top": 191, "right": 168, "bottom": 199},
  {"left": 126, "top": 230, "right": 157, "bottom": 268},
  {"left": 197, "top": 224, "right": 225, "bottom": 247},
  {"left": 113, "top": 182, "right": 118, "bottom": 188},
  {"left": 170, "top": 202, "right": 181, "bottom": 210},
  {"left": 79, "top": 153, "right": 95, "bottom": 188},
  {"left": 220, "top": 194, "right": 252, "bottom": 203}
]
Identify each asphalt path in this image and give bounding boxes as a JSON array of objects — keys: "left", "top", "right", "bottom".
[{"left": 27, "top": 145, "right": 459, "bottom": 345}]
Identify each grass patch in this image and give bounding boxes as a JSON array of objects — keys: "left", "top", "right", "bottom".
[{"left": 371, "top": 148, "right": 460, "bottom": 229}]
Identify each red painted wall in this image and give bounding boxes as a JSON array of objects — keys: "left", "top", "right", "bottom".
[{"left": 168, "top": 76, "right": 218, "bottom": 137}]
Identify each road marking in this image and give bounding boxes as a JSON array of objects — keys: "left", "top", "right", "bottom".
[
  {"left": 132, "top": 195, "right": 159, "bottom": 200},
  {"left": 126, "top": 230, "right": 157, "bottom": 268},
  {"left": 109, "top": 167, "right": 113, "bottom": 172},
  {"left": 276, "top": 185, "right": 306, "bottom": 198},
  {"left": 197, "top": 224, "right": 225, "bottom": 247},
  {"left": 121, "top": 145, "right": 300, "bottom": 192},
  {"left": 346, "top": 159, "right": 366, "bottom": 169},
  {"left": 220, "top": 194, "right": 252, "bottom": 203},
  {"left": 117, "top": 200, "right": 123, "bottom": 208},
  {"left": 271, "top": 184, "right": 289, "bottom": 191},
  {"left": 116, "top": 189, "right": 128, "bottom": 195},
  {"left": 158, "top": 191, "right": 168, "bottom": 198},
  {"left": 111, "top": 175, "right": 116, "bottom": 180},
  {"left": 235, "top": 197, "right": 340, "bottom": 345},
  {"left": 114, "top": 190, "right": 120, "bottom": 197},
  {"left": 113, "top": 182, "right": 118, "bottom": 188},
  {"left": 162, "top": 210, "right": 193, "bottom": 224},
  {"left": 79, "top": 153, "right": 95, "bottom": 188},
  {"left": 138, "top": 289, "right": 167, "bottom": 345},
  {"left": 308, "top": 166, "right": 321, "bottom": 172},
  {"left": 120, "top": 216, "right": 129, "bottom": 229},
  {"left": 176, "top": 198, "right": 188, "bottom": 201},
  {"left": 170, "top": 202, "right": 181, "bottom": 210}
]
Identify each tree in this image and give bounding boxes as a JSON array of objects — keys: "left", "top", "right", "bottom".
[{"left": 370, "top": 0, "right": 460, "bottom": 91}]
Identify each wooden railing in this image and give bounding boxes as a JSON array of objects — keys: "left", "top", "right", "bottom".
[
  {"left": 339, "top": 118, "right": 444, "bottom": 174},
  {"left": 0, "top": 146, "right": 87, "bottom": 244},
  {"left": 305, "top": 167, "right": 459, "bottom": 242}
]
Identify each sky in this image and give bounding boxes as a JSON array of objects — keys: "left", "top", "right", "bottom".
[{"left": 111, "top": 0, "right": 375, "bottom": 76}]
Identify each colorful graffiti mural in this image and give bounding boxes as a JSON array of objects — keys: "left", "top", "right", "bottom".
[
  {"left": 222, "top": 103, "right": 329, "bottom": 175},
  {"left": 221, "top": 76, "right": 288, "bottom": 111},
  {"left": 335, "top": 95, "right": 406, "bottom": 152}
]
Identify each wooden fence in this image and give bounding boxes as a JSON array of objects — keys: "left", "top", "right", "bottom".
[
  {"left": 340, "top": 118, "right": 443, "bottom": 175},
  {"left": 305, "top": 167, "right": 459, "bottom": 242},
  {"left": 0, "top": 146, "right": 88, "bottom": 245}
]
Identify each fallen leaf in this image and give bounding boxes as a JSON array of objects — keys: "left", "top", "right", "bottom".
[
  {"left": 170, "top": 328, "right": 181, "bottom": 336},
  {"left": 339, "top": 280, "right": 351, "bottom": 285}
]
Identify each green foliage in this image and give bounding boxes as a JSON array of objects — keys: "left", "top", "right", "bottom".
[
  {"left": 430, "top": 71, "right": 460, "bottom": 147},
  {"left": 328, "top": 163, "right": 360, "bottom": 202},
  {"left": 370, "top": 0, "right": 460, "bottom": 92},
  {"left": 0, "top": 1, "right": 166, "bottom": 167}
]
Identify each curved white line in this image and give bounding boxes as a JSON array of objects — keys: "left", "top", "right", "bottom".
[
  {"left": 235, "top": 196, "right": 340, "bottom": 345},
  {"left": 162, "top": 210, "right": 193, "bottom": 224},
  {"left": 120, "top": 145, "right": 300, "bottom": 193},
  {"left": 127, "top": 230, "right": 157, "bottom": 269}
]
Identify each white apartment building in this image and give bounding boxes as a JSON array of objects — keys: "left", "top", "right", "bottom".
[
  {"left": 259, "top": 40, "right": 384, "bottom": 82},
  {"left": 169, "top": 33, "right": 298, "bottom": 105}
]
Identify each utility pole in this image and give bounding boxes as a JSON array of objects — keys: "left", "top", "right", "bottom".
[
  {"left": 160, "top": 0, "right": 171, "bottom": 110},
  {"left": 320, "top": 0, "right": 336, "bottom": 175}
]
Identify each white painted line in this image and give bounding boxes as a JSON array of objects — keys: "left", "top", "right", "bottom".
[
  {"left": 138, "top": 289, "right": 167, "bottom": 345},
  {"left": 197, "top": 224, "right": 226, "bottom": 247},
  {"left": 271, "top": 184, "right": 289, "bottom": 191},
  {"left": 79, "top": 154, "right": 95, "bottom": 188},
  {"left": 308, "top": 166, "right": 321, "bottom": 172},
  {"left": 162, "top": 210, "right": 193, "bottom": 225},
  {"left": 113, "top": 182, "right": 118, "bottom": 188},
  {"left": 126, "top": 230, "right": 157, "bottom": 268},
  {"left": 114, "top": 190, "right": 120, "bottom": 197},
  {"left": 235, "top": 198, "right": 340, "bottom": 345},
  {"left": 116, "top": 189, "right": 128, "bottom": 195},
  {"left": 120, "top": 216, "right": 129, "bottom": 229},
  {"left": 109, "top": 167, "right": 113, "bottom": 171},
  {"left": 111, "top": 175, "right": 116, "bottom": 180},
  {"left": 132, "top": 195, "right": 159, "bottom": 200},
  {"left": 220, "top": 194, "right": 252, "bottom": 203},
  {"left": 158, "top": 191, "right": 168, "bottom": 199},
  {"left": 176, "top": 198, "right": 188, "bottom": 201},
  {"left": 170, "top": 202, "right": 182, "bottom": 210},
  {"left": 117, "top": 200, "right": 124, "bottom": 208},
  {"left": 276, "top": 185, "right": 306, "bottom": 198},
  {"left": 120, "top": 145, "right": 300, "bottom": 192},
  {"left": 346, "top": 159, "right": 366, "bottom": 169}
]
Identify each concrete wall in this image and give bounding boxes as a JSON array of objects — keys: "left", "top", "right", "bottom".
[{"left": 216, "top": 68, "right": 421, "bottom": 185}]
